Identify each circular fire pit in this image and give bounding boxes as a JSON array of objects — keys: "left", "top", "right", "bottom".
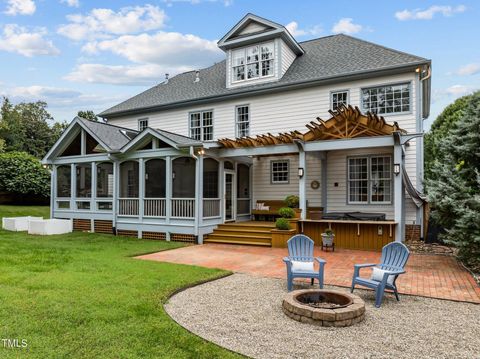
[{"left": 282, "top": 289, "right": 365, "bottom": 327}]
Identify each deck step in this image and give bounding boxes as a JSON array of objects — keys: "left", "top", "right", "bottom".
[
  {"left": 203, "top": 238, "right": 271, "bottom": 246},
  {"left": 212, "top": 228, "right": 272, "bottom": 237},
  {"left": 205, "top": 233, "right": 271, "bottom": 241}
]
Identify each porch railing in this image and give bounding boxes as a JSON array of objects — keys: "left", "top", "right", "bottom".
[
  {"left": 203, "top": 198, "right": 221, "bottom": 218},
  {"left": 118, "top": 198, "right": 139, "bottom": 216},
  {"left": 171, "top": 198, "right": 195, "bottom": 218},
  {"left": 237, "top": 198, "right": 251, "bottom": 216},
  {"left": 144, "top": 198, "right": 166, "bottom": 217}
]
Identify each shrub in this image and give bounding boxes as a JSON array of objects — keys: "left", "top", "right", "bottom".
[
  {"left": 0, "top": 151, "right": 50, "bottom": 198},
  {"left": 284, "top": 194, "right": 299, "bottom": 208},
  {"left": 278, "top": 207, "right": 295, "bottom": 218},
  {"left": 275, "top": 218, "right": 291, "bottom": 230},
  {"left": 324, "top": 229, "right": 334, "bottom": 236}
]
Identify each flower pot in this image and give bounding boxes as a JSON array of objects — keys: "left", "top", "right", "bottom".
[
  {"left": 321, "top": 233, "right": 335, "bottom": 247},
  {"left": 287, "top": 218, "right": 299, "bottom": 232},
  {"left": 271, "top": 229, "right": 296, "bottom": 248},
  {"left": 293, "top": 208, "right": 302, "bottom": 219}
]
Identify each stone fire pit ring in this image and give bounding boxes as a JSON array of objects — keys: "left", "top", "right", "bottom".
[{"left": 282, "top": 289, "right": 365, "bottom": 327}]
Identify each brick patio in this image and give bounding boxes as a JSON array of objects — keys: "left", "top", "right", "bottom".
[{"left": 137, "top": 243, "right": 480, "bottom": 304}]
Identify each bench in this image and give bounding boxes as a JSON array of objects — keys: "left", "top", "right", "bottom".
[{"left": 252, "top": 200, "right": 285, "bottom": 221}]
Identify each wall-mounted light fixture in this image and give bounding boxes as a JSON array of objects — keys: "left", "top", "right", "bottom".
[
  {"left": 172, "top": 171, "right": 176, "bottom": 180},
  {"left": 298, "top": 167, "right": 304, "bottom": 178},
  {"left": 393, "top": 163, "right": 401, "bottom": 176},
  {"left": 198, "top": 148, "right": 205, "bottom": 156}
]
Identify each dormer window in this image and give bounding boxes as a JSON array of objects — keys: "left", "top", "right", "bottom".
[{"left": 232, "top": 42, "right": 274, "bottom": 82}]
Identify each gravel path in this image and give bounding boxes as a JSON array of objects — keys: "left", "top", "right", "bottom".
[{"left": 165, "top": 274, "right": 480, "bottom": 359}]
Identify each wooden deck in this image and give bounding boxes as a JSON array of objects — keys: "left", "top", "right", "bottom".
[{"left": 203, "top": 221, "right": 275, "bottom": 246}]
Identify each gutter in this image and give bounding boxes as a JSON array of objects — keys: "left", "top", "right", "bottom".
[{"left": 100, "top": 60, "right": 431, "bottom": 119}]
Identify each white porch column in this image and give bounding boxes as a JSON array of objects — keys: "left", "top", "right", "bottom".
[
  {"left": 194, "top": 155, "right": 204, "bottom": 244},
  {"left": 138, "top": 158, "right": 145, "bottom": 238},
  {"left": 70, "top": 163, "right": 76, "bottom": 211},
  {"left": 91, "top": 162, "right": 96, "bottom": 231},
  {"left": 165, "top": 156, "right": 172, "bottom": 228},
  {"left": 320, "top": 152, "right": 327, "bottom": 213},
  {"left": 50, "top": 165, "right": 56, "bottom": 219},
  {"left": 298, "top": 149, "right": 307, "bottom": 220},
  {"left": 394, "top": 142, "right": 405, "bottom": 242},
  {"left": 113, "top": 161, "right": 119, "bottom": 230}
]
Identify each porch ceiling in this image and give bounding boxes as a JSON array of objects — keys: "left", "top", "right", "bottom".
[{"left": 218, "top": 105, "right": 406, "bottom": 149}]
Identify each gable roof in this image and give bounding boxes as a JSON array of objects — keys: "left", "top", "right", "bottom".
[
  {"left": 100, "top": 34, "right": 429, "bottom": 118},
  {"left": 121, "top": 127, "right": 202, "bottom": 153}
]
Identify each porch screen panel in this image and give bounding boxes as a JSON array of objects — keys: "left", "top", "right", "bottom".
[
  {"left": 172, "top": 157, "right": 195, "bottom": 198},
  {"left": 56, "top": 165, "right": 71, "bottom": 197},
  {"left": 203, "top": 159, "right": 218, "bottom": 198},
  {"left": 237, "top": 163, "right": 250, "bottom": 215},
  {"left": 145, "top": 159, "right": 166, "bottom": 197},
  {"left": 120, "top": 161, "right": 139, "bottom": 198},
  {"left": 76, "top": 163, "right": 92, "bottom": 197},
  {"left": 348, "top": 158, "right": 368, "bottom": 203},
  {"left": 97, "top": 162, "right": 113, "bottom": 197}
]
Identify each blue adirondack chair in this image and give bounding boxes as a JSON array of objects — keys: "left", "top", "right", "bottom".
[
  {"left": 351, "top": 242, "right": 410, "bottom": 308},
  {"left": 283, "top": 234, "right": 326, "bottom": 291}
]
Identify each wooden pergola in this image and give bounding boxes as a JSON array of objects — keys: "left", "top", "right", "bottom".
[{"left": 218, "top": 105, "right": 405, "bottom": 148}]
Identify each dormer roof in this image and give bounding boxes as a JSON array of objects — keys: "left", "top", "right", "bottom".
[{"left": 217, "top": 13, "right": 304, "bottom": 55}]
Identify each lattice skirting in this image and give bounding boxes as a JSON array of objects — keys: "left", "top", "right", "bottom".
[
  {"left": 94, "top": 220, "right": 113, "bottom": 234},
  {"left": 116, "top": 230, "right": 138, "bottom": 238},
  {"left": 170, "top": 233, "right": 196, "bottom": 243},
  {"left": 73, "top": 219, "right": 91, "bottom": 231},
  {"left": 142, "top": 231, "right": 167, "bottom": 240}
]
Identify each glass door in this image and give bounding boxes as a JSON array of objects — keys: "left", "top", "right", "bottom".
[{"left": 224, "top": 172, "right": 235, "bottom": 222}]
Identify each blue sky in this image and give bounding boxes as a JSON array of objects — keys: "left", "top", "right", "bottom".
[{"left": 0, "top": 0, "right": 478, "bottom": 129}]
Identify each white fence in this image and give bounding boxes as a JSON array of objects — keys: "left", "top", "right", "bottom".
[
  {"left": 171, "top": 198, "right": 195, "bottom": 218},
  {"left": 118, "top": 198, "right": 139, "bottom": 216},
  {"left": 203, "top": 198, "right": 221, "bottom": 218},
  {"left": 144, "top": 198, "right": 166, "bottom": 217}
]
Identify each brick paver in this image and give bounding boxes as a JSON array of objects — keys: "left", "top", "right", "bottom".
[{"left": 138, "top": 243, "right": 480, "bottom": 304}]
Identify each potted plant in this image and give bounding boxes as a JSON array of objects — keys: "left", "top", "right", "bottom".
[
  {"left": 321, "top": 228, "right": 335, "bottom": 250},
  {"left": 284, "top": 195, "right": 301, "bottom": 218},
  {"left": 271, "top": 218, "right": 296, "bottom": 248},
  {"left": 278, "top": 207, "right": 299, "bottom": 232}
]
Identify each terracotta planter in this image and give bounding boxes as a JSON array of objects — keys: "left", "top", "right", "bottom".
[
  {"left": 287, "top": 218, "right": 299, "bottom": 232},
  {"left": 293, "top": 208, "right": 302, "bottom": 219},
  {"left": 271, "top": 229, "right": 296, "bottom": 248}
]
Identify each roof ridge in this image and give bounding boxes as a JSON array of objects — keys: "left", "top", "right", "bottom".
[
  {"left": 155, "top": 128, "right": 196, "bottom": 140},
  {"left": 79, "top": 117, "right": 139, "bottom": 133}
]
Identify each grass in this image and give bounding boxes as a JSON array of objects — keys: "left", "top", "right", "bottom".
[{"left": 0, "top": 206, "right": 241, "bottom": 358}]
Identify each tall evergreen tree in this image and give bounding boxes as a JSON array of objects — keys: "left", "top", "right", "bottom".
[{"left": 427, "top": 91, "right": 480, "bottom": 270}]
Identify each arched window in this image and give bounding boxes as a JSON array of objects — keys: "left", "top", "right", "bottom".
[
  {"left": 172, "top": 157, "right": 195, "bottom": 198},
  {"left": 145, "top": 159, "right": 166, "bottom": 198},
  {"left": 57, "top": 165, "right": 71, "bottom": 197},
  {"left": 76, "top": 163, "right": 92, "bottom": 197},
  {"left": 120, "top": 161, "right": 139, "bottom": 198},
  {"left": 203, "top": 158, "right": 219, "bottom": 198},
  {"left": 97, "top": 162, "right": 113, "bottom": 198}
]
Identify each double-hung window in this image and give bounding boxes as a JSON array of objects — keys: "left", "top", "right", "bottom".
[
  {"left": 271, "top": 160, "right": 289, "bottom": 184},
  {"left": 190, "top": 110, "right": 213, "bottom": 141},
  {"left": 138, "top": 118, "right": 149, "bottom": 131},
  {"left": 361, "top": 83, "right": 410, "bottom": 114},
  {"left": 348, "top": 156, "right": 392, "bottom": 204},
  {"left": 232, "top": 42, "right": 274, "bottom": 82},
  {"left": 235, "top": 105, "right": 250, "bottom": 138},
  {"left": 331, "top": 90, "right": 349, "bottom": 111}
]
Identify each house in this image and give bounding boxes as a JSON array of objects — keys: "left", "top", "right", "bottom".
[{"left": 42, "top": 13, "right": 431, "bottom": 249}]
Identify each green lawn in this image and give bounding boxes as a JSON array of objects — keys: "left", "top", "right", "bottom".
[{"left": 0, "top": 206, "right": 240, "bottom": 358}]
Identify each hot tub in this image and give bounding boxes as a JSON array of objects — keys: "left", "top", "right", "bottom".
[{"left": 321, "top": 212, "right": 386, "bottom": 221}]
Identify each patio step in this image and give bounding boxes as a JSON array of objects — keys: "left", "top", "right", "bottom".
[{"left": 204, "top": 221, "right": 274, "bottom": 246}]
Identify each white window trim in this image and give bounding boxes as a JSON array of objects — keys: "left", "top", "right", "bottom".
[
  {"left": 235, "top": 104, "right": 250, "bottom": 138},
  {"left": 347, "top": 155, "right": 393, "bottom": 205},
  {"left": 231, "top": 41, "right": 275, "bottom": 84},
  {"left": 361, "top": 82, "right": 412, "bottom": 116},
  {"left": 331, "top": 90, "right": 349, "bottom": 111},
  {"left": 189, "top": 109, "right": 214, "bottom": 142},
  {"left": 271, "top": 159, "right": 290, "bottom": 184},
  {"left": 138, "top": 118, "right": 149, "bottom": 131}
]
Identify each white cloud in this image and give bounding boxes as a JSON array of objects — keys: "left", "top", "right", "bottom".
[
  {"left": 456, "top": 63, "right": 480, "bottom": 76},
  {"left": 445, "top": 84, "right": 473, "bottom": 96},
  {"left": 395, "top": 5, "right": 466, "bottom": 21},
  {"left": 4, "top": 85, "right": 123, "bottom": 108},
  {"left": 64, "top": 63, "right": 194, "bottom": 86},
  {"left": 331, "top": 18, "right": 363, "bottom": 34},
  {"left": 57, "top": 5, "right": 167, "bottom": 41},
  {"left": 163, "top": 0, "right": 233, "bottom": 7},
  {"left": 60, "top": 0, "right": 80, "bottom": 8},
  {"left": 0, "top": 24, "right": 60, "bottom": 57},
  {"left": 4, "top": 0, "right": 36, "bottom": 15},
  {"left": 285, "top": 21, "right": 322, "bottom": 37},
  {"left": 82, "top": 31, "right": 222, "bottom": 67}
]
